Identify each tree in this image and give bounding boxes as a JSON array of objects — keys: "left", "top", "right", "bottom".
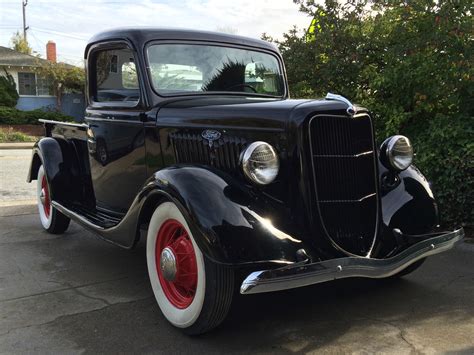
[
  {"left": 10, "top": 31, "right": 32, "bottom": 55},
  {"left": 275, "top": 0, "right": 473, "bottom": 226},
  {"left": 34, "top": 61, "right": 85, "bottom": 110},
  {"left": 0, "top": 69, "right": 20, "bottom": 107}
]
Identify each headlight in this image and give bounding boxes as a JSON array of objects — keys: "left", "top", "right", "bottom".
[
  {"left": 380, "top": 135, "right": 413, "bottom": 171},
  {"left": 241, "top": 141, "right": 279, "bottom": 185}
]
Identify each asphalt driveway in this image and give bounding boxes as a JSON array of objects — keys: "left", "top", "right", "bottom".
[
  {"left": 0, "top": 203, "right": 473, "bottom": 354},
  {"left": 0, "top": 149, "right": 36, "bottom": 205}
]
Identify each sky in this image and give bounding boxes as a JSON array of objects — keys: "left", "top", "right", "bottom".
[{"left": 0, "top": 0, "right": 311, "bottom": 66}]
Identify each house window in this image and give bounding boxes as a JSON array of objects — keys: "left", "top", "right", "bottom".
[
  {"left": 110, "top": 55, "right": 118, "bottom": 73},
  {"left": 37, "top": 76, "right": 53, "bottom": 96},
  {"left": 18, "top": 72, "right": 36, "bottom": 95},
  {"left": 18, "top": 72, "right": 53, "bottom": 96}
]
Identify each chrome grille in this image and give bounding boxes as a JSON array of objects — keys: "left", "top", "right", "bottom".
[{"left": 309, "top": 114, "right": 379, "bottom": 256}]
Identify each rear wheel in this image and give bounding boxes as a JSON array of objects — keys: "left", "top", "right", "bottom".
[
  {"left": 146, "top": 202, "right": 234, "bottom": 335},
  {"left": 36, "top": 165, "right": 70, "bottom": 234}
]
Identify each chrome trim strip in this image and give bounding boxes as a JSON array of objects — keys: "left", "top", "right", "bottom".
[
  {"left": 240, "top": 229, "right": 464, "bottom": 295},
  {"left": 39, "top": 119, "right": 88, "bottom": 128},
  {"left": 318, "top": 192, "right": 376, "bottom": 203},
  {"left": 313, "top": 150, "right": 374, "bottom": 158}
]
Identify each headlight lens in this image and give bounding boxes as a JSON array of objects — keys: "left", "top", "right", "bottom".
[
  {"left": 241, "top": 141, "right": 279, "bottom": 185},
  {"left": 381, "top": 135, "right": 413, "bottom": 171}
]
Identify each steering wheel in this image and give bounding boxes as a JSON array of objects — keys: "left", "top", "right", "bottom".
[{"left": 224, "top": 84, "right": 257, "bottom": 93}]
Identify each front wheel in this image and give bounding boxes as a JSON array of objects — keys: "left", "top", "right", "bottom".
[
  {"left": 146, "top": 202, "right": 234, "bottom": 335},
  {"left": 36, "top": 165, "right": 70, "bottom": 234}
]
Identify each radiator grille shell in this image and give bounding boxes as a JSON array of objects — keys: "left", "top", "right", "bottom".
[{"left": 308, "top": 113, "right": 379, "bottom": 256}]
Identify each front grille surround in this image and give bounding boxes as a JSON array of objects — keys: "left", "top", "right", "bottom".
[{"left": 308, "top": 113, "right": 380, "bottom": 257}]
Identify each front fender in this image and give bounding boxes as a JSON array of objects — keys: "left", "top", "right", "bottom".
[
  {"left": 374, "top": 164, "right": 440, "bottom": 257},
  {"left": 381, "top": 164, "right": 438, "bottom": 234},
  {"left": 143, "top": 166, "right": 306, "bottom": 266}
]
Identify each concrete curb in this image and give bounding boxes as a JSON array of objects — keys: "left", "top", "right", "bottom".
[
  {"left": 0, "top": 142, "right": 35, "bottom": 149},
  {"left": 0, "top": 199, "right": 36, "bottom": 207}
]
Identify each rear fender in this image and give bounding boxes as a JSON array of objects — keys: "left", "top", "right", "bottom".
[{"left": 27, "top": 137, "right": 78, "bottom": 202}]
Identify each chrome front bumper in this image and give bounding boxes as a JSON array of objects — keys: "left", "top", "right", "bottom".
[{"left": 240, "top": 228, "right": 464, "bottom": 295}]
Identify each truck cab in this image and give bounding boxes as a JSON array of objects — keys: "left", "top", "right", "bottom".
[{"left": 27, "top": 28, "right": 463, "bottom": 334}]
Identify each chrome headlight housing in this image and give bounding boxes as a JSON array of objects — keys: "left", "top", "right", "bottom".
[
  {"left": 241, "top": 141, "right": 280, "bottom": 185},
  {"left": 380, "top": 135, "right": 413, "bottom": 171}
]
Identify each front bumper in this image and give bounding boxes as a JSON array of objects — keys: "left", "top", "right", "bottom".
[{"left": 240, "top": 228, "right": 464, "bottom": 295}]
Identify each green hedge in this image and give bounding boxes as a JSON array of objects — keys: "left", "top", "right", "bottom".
[{"left": 0, "top": 106, "right": 74, "bottom": 125}]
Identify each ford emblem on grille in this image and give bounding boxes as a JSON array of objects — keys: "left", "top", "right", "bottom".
[{"left": 201, "top": 129, "right": 221, "bottom": 147}]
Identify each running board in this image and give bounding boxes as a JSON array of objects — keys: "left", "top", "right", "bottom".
[{"left": 52, "top": 201, "right": 122, "bottom": 229}]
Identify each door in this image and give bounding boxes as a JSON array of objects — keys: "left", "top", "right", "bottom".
[{"left": 86, "top": 45, "right": 146, "bottom": 214}]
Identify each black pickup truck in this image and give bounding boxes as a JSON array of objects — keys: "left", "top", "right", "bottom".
[{"left": 27, "top": 28, "right": 463, "bottom": 334}]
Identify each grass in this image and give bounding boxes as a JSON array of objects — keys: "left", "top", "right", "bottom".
[{"left": 0, "top": 127, "right": 37, "bottom": 143}]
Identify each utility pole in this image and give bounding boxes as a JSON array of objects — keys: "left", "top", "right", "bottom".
[{"left": 22, "top": 0, "right": 29, "bottom": 40}]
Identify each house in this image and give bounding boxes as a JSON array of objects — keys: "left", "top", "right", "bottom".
[{"left": 0, "top": 41, "right": 85, "bottom": 120}]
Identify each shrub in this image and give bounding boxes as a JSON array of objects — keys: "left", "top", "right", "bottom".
[
  {"left": 0, "top": 69, "right": 19, "bottom": 107},
  {"left": 0, "top": 106, "right": 74, "bottom": 125}
]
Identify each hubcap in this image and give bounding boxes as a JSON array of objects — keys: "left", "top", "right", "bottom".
[
  {"left": 155, "top": 219, "right": 198, "bottom": 309},
  {"left": 40, "top": 175, "right": 51, "bottom": 218},
  {"left": 160, "top": 247, "right": 177, "bottom": 281}
]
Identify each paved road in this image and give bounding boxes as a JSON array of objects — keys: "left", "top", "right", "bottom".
[
  {"left": 0, "top": 204, "right": 473, "bottom": 354},
  {"left": 0, "top": 149, "right": 36, "bottom": 205}
]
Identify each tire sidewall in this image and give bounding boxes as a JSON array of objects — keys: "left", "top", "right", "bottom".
[
  {"left": 146, "top": 202, "right": 206, "bottom": 328},
  {"left": 37, "top": 165, "right": 53, "bottom": 229}
]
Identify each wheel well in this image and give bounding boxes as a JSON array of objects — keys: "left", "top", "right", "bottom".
[
  {"left": 136, "top": 194, "right": 169, "bottom": 245},
  {"left": 29, "top": 153, "right": 42, "bottom": 181}
]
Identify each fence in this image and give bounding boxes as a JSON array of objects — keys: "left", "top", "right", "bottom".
[{"left": 16, "top": 93, "right": 86, "bottom": 122}]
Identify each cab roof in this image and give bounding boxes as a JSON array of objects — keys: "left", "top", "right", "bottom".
[{"left": 85, "top": 27, "right": 279, "bottom": 59}]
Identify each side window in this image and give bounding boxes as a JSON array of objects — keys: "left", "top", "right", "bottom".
[{"left": 94, "top": 48, "right": 139, "bottom": 104}]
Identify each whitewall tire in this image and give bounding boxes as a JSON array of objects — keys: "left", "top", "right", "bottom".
[
  {"left": 146, "top": 201, "right": 234, "bottom": 335},
  {"left": 36, "top": 165, "right": 70, "bottom": 234}
]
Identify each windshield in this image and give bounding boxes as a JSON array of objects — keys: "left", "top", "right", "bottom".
[{"left": 147, "top": 44, "right": 284, "bottom": 97}]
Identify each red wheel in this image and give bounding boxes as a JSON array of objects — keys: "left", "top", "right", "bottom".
[
  {"left": 155, "top": 219, "right": 198, "bottom": 309},
  {"left": 40, "top": 173, "right": 51, "bottom": 218}
]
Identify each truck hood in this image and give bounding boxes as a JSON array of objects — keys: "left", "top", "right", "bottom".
[{"left": 156, "top": 96, "right": 358, "bottom": 131}]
